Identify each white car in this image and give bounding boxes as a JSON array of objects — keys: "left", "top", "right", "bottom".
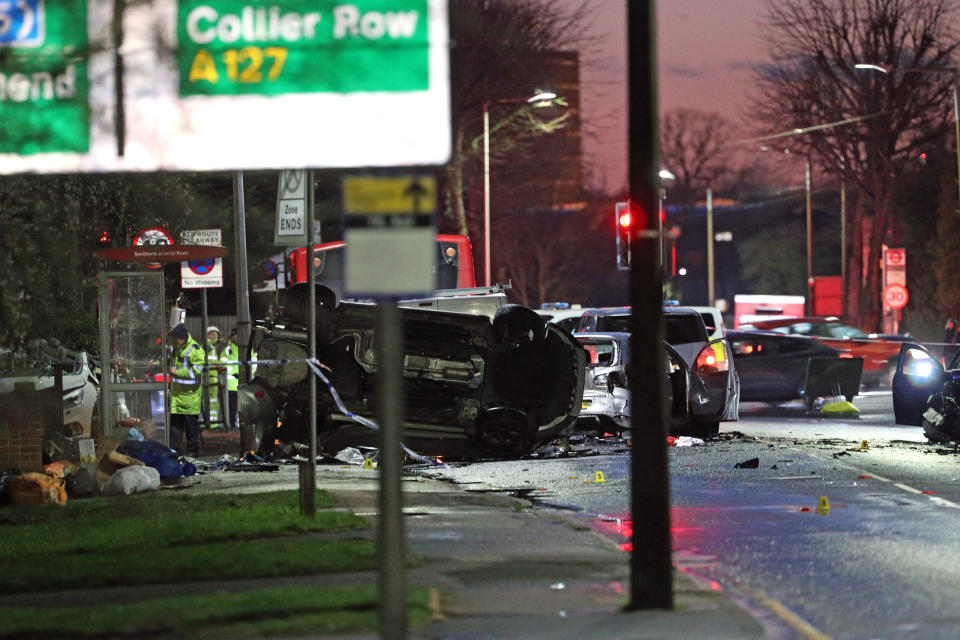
[{"left": 0, "top": 349, "right": 100, "bottom": 438}]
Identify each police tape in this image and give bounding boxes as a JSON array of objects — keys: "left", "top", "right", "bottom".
[{"left": 216, "top": 356, "right": 439, "bottom": 466}]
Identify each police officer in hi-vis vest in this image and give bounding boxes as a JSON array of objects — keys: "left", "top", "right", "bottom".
[
  {"left": 205, "top": 326, "right": 223, "bottom": 426},
  {"left": 221, "top": 328, "right": 241, "bottom": 430},
  {"left": 168, "top": 323, "right": 205, "bottom": 456}
]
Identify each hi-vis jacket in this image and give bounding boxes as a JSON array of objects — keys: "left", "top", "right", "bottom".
[
  {"left": 170, "top": 336, "right": 205, "bottom": 414},
  {"left": 221, "top": 342, "right": 239, "bottom": 392}
]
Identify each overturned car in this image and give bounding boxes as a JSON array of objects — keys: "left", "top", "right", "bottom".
[{"left": 239, "top": 284, "right": 586, "bottom": 460}]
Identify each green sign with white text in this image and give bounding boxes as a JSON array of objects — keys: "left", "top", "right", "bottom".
[
  {"left": 0, "top": 0, "right": 89, "bottom": 154},
  {"left": 177, "top": 0, "right": 429, "bottom": 97}
]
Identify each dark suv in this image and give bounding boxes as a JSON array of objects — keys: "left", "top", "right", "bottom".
[{"left": 239, "top": 284, "right": 586, "bottom": 460}]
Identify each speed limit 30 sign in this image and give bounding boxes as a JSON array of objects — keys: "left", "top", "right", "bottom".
[{"left": 883, "top": 283, "right": 909, "bottom": 310}]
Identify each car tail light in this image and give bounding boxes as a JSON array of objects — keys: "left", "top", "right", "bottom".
[{"left": 695, "top": 342, "right": 729, "bottom": 374}]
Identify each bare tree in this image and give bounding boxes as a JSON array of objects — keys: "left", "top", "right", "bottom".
[
  {"left": 443, "top": 0, "right": 596, "bottom": 239},
  {"left": 750, "top": 0, "right": 960, "bottom": 329},
  {"left": 660, "top": 108, "right": 737, "bottom": 202}
]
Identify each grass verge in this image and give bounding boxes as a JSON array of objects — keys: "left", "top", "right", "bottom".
[
  {"left": 0, "top": 584, "right": 431, "bottom": 639},
  {"left": 0, "top": 490, "right": 374, "bottom": 594}
]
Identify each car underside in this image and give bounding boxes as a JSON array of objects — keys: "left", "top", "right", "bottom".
[{"left": 239, "top": 285, "right": 586, "bottom": 460}]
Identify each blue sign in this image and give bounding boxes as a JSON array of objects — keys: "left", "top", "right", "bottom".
[{"left": 0, "top": 0, "right": 43, "bottom": 47}]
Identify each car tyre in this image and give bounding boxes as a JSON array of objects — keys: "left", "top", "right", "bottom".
[
  {"left": 240, "top": 419, "right": 273, "bottom": 457},
  {"left": 682, "top": 421, "right": 719, "bottom": 439}
]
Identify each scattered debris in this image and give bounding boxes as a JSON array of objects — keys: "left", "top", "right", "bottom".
[
  {"left": 832, "top": 451, "right": 851, "bottom": 458},
  {"left": 11, "top": 472, "right": 67, "bottom": 506},
  {"left": 673, "top": 436, "right": 705, "bottom": 447},
  {"left": 100, "top": 465, "right": 161, "bottom": 496},
  {"left": 734, "top": 458, "right": 760, "bottom": 469}
]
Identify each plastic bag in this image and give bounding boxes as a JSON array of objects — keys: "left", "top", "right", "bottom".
[
  {"left": 100, "top": 465, "right": 161, "bottom": 496},
  {"left": 11, "top": 472, "right": 67, "bottom": 506},
  {"left": 334, "top": 447, "right": 365, "bottom": 465},
  {"left": 116, "top": 440, "right": 197, "bottom": 478}
]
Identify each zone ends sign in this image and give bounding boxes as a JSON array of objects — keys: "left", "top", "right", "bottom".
[{"left": 0, "top": 0, "right": 450, "bottom": 173}]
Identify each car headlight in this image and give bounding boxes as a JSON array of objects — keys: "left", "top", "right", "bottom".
[
  {"left": 63, "top": 387, "right": 84, "bottom": 410},
  {"left": 593, "top": 373, "right": 609, "bottom": 387}
]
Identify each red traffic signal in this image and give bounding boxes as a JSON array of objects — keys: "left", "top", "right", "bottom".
[{"left": 615, "top": 202, "right": 632, "bottom": 270}]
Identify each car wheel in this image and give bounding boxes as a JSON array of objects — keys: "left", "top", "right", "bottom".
[
  {"left": 471, "top": 408, "right": 532, "bottom": 458},
  {"left": 493, "top": 305, "right": 546, "bottom": 344},
  {"left": 240, "top": 419, "right": 273, "bottom": 456}
]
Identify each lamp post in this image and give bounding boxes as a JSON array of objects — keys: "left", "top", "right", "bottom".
[
  {"left": 731, "top": 114, "right": 879, "bottom": 318},
  {"left": 482, "top": 91, "right": 558, "bottom": 287}
]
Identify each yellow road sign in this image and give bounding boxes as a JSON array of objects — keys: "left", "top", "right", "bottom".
[{"left": 343, "top": 175, "right": 437, "bottom": 214}]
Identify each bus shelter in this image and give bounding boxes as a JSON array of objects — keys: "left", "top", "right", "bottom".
[
  {"left": 97, "top": 270, "right": 169, "bottom": 446},
  {"left": 95, "top": 245, "right": 229, "bottom": 447}
]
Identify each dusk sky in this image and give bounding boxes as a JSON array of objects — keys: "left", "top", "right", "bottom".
[{"left": 564, "top": 0, "right": 768, "bottom": 191}]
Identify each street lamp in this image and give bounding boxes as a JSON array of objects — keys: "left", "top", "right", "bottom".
[{"left": 482, "top": 91, "right": 558, "bottom": 287}]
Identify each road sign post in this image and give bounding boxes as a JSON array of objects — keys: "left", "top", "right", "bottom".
[
  {"left": 0, "top": 0, "right": 90, "bottom": 156},
  {"left": 0, "top": 0, "right": 451, "bottom": 173},
  {"left": 343, "top": 174, "right": 438, "bottom": 296},
  {"left": 180, "top": 229, "right": 224, "bottom": 289},
  {"left": 883, "top": 283, "right": 909, "bottom": 311},
  {"left": 275, "top": 170, "right": 310, "bottom": 246}
]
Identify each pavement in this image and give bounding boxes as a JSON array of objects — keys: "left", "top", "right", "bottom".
[
  {"left": 193, "top": 430, "right": 771, "bottom": 639},
  {"left": 2, "top": 430, "right": 771, "bottom": 640}
]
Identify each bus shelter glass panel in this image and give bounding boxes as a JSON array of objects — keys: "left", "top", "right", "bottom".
[{"left": 98, "top": 271, "right": 168, "bottom": 446}]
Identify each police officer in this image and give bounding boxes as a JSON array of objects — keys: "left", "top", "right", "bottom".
[
  {"left": 168, "top": 323, "right": 205, "bottom": 456},
  {"left": 221, "top": 328, "right": 241, "bottom": 430}
]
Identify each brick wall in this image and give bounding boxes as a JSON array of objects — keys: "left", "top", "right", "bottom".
[{"left": 0, "top": 380, "right": 61, "bottom": 472}]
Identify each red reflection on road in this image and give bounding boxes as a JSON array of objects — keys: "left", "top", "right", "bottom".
[{"left": 593, "top": 507, "right": 712, "bottom": 552}]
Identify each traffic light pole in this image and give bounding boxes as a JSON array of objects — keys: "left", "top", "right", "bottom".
[{"left": 626, "top": 0, "right": 673, "bottom": 610}]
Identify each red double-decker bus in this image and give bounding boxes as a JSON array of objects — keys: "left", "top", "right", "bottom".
[{"left": 288, "top": 234, "right": 476, "bottom": 291}]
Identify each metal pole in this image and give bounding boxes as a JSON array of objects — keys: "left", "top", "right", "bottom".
[
  {"left": 300, "top": 169, "right": 317, "bottom": 517},
  {"left": 233, "top": 171, "right": 252, "bottom": 383},
  {"left": 806, "top": 157, "right": 814, "bottom": 316},
  {"left": 483, "top": 101, "right": 491, "bottom": 287},
  {"left": 840, "top": 180, "right": 846, "bottom": 317},
  {"left": 377, "top": 299, "right": 407, "bottom": 639},
  {"left": 201, "top": 291, "right": 210, "bottom": 432},
  {"left": 706, "top": 187, "right": 714, "bottom": 307},
  {"left": 626, "top": 0, "right": 673, "bottom": 610}
]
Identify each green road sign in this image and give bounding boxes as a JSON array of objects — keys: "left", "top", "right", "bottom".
[
  {"left": 0, "top": 0, "right": 89, "bottom": 154},
  {"left": 177, "top": 0, "right": 428, "bottom": 97}
]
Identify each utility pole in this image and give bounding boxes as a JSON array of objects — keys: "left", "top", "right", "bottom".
[{"left": 626, "top": 0, "right": 673, "bottom": 610}]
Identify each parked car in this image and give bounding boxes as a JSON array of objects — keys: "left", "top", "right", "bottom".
[
  {"left": 0, "top": 345, "right": 99, "bottom": 439},
  {"left": 726, "top": 330, "right": 863, "bottom": 409},
  {"left": 573, "top": 305, "right": 739, "bottom": 437},
  {"left": 239, "top": 284, "right": 586, "bottom": 460},
  {"left": 891, "top": 342, "right": 960, "bottom": 442},
  {"left": 739, "top": 316, "right": 902, "bottom": 387}
]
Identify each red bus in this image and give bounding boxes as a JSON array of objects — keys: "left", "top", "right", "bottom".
[{"left": 288, "top": 234, "right": 476, "bottom": 292}]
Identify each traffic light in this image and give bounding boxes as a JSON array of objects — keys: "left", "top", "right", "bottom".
[
  {"left": 615, "top": 201, "right": 632, "bottom": 270},
  {"left": 97, "top": 229, "right": 112, "bottom": 248}
]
